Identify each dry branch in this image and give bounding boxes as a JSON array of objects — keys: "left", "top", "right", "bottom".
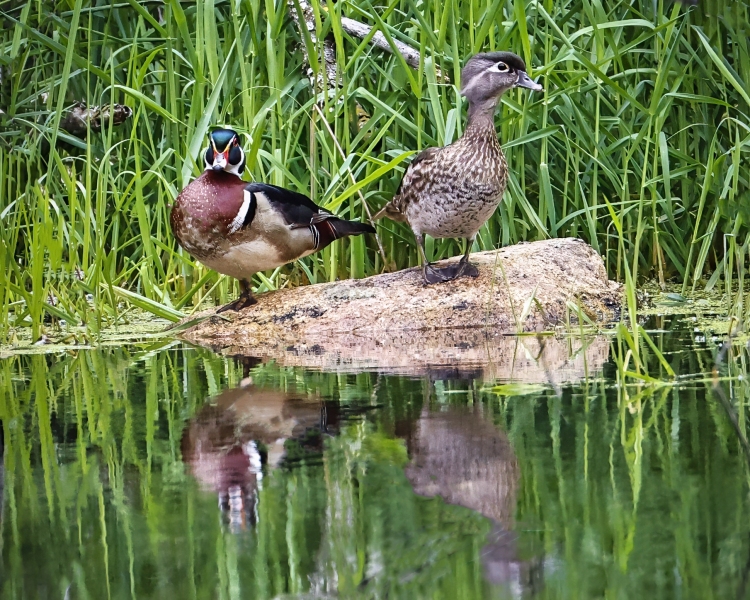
[
  {"left": 288, "top": 0, "right": 341, "bottom": 92},
  {"left": 288, "top": 0, "right": 447, "bottom": 93},
  {"left": 59, "top": 102, "right": 132, "bottom": 138},
  {"left": 340, "top": 16, "right": 448, "bottom": 81}
]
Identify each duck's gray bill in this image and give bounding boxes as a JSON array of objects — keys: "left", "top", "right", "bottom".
[{"left": 516, "top": 71, "right": 543, "bottom": 92}]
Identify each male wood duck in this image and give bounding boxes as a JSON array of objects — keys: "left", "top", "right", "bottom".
[
  {"left": 170, "top": 128, "right": 376, "bottom": 312},
  {"left": 181, "top": 381, "right": 326, "bottom": 529},
  {"left": 374, "top": 52, "right": 542, "bottom": 284}
]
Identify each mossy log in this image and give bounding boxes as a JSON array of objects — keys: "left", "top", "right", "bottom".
[{"left": 179, "top": 238, "right": 621, "bottom": 376}]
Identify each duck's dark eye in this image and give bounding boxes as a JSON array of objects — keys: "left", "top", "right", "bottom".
[
  {"left": 228, "top": 145, "right": 242, "bottom": 166},
  {"left": 497, "top": 62, "right": 509, "bottom": 72},
  {"left": 205, "top": 147, "right": 215, "bottom": 164}
]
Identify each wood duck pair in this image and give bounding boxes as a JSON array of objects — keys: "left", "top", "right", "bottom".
[{"left": 171, "top": 51, "right": 540, "bottom": 310}]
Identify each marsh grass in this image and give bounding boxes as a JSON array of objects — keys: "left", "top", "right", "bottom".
[{"left": 0, "top": 0, "right": 748, "bottom": 340}]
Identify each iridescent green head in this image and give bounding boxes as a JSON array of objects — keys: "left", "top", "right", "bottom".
[{"left": 204, "top": 128, "right": 245, "bottom": 176}]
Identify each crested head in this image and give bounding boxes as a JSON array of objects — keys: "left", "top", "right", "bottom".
[
  {"left": 204, "top": 128, "right": 246, "bottom": 177},
  {"left": 460, "top": 51, "right": 542, "bottom": 108}
]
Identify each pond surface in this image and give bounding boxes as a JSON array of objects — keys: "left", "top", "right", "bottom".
[{"left": 1, "top": 317, "right": 749, "bottom": 599}]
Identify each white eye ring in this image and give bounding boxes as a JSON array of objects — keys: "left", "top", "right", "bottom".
[{"left": 488, "top": 61, "right": 510, "bottom": 73}]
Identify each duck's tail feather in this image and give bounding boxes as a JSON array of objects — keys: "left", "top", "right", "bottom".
[{"left": 312, "top": 215, "right": 376, "bottom": 250}]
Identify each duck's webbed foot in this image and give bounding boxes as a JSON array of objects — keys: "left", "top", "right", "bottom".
[
  {"left": 217, "top": 293, "right": 257, "bottom": 313},
  {"left": 441, "top": 256, "right": 480, "bottom": 280},
  {"left": 422, "top": 263, "right": 455, "bottom": 284},
  {"left": 437, "top": 237, "right": 480, "bottom": 281},
  {"left": 417, "top": 233, "right": 455, "bottom": 285},
  {"left": 460, "top": 261, "right": 480, "bottom": 278},
  {"left": 217, "top": 280, "right": 257, "bottom": 313}
]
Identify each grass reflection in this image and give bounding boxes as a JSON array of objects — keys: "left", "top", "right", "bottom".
[
  {"left": 0, "top": 347, "right": 490, "bottom": 598},
  {"left": 1, "top": 323, "right": 750, "bottom": 599}
]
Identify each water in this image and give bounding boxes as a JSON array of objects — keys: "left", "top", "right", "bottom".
[{"left": 1, "top": 317, "right": 749, "bottom": 599}]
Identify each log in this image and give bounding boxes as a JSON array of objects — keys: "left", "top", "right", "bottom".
[
  {"left": 58, "top": 101, "right": 133, "bottom": 138},
  {"left": 178, "top": 238, "right": 621, "bottom": 376}
]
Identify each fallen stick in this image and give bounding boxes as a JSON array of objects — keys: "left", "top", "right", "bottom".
[
  {"left": 340, "top": 16, "right": 448, "bottom": 81},
  {"left": 288, "top": 0, "right": 448, "bottom": 92}
]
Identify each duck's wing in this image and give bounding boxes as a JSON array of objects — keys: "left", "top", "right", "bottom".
[
  {"left": 225, "top": 182, "right": 328, "bottom": 235},
  {"left": 243, "top": 182, "right": 374, "bottom": 251},
  {"left": 374, "top": 147, "right": 441, "bottom": 221},
  {"left": 244, "top": 182, "right": 331, "bottom": 226}
]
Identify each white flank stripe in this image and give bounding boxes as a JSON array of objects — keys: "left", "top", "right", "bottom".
[
  {"left": 228, "top": 189, "right": 253, "bottom": 234},
  {"left": 245, "top": 441, "right": 263, "bottom": 474}
]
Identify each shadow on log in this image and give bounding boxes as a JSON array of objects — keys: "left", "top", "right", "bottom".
[{"left": 178, "top": 238, "right": 621, "bottom": 378}]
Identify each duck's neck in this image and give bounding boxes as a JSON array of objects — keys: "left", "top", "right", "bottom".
[{"left": 464, "top": 99, "right": 500, "bottom": 142}]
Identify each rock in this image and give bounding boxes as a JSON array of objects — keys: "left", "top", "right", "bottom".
[{"left": 178, "top": 238, "right": 621, "bottom": 375}]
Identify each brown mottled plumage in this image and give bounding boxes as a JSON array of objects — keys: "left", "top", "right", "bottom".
[{"left": 375, "top": 51, "right": 542, "bottom": 284}]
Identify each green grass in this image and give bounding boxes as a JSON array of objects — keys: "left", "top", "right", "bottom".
[{"left": 0, "top": 0, "right": 748, "bottom": 341}]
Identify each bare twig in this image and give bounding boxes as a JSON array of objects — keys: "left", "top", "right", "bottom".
[
  {"left": 287, "top": 0, "right": 447, "bottom": 93},
  {"left": 339, "top": 17, "right": 420, "bottom": 71},
  {"left": 340, "top": 17, "right": 449, "bottom": 82}
]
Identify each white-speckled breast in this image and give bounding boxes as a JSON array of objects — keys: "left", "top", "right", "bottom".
[{"left": 403, "top": 130, "right": 508, "bottom": 239}]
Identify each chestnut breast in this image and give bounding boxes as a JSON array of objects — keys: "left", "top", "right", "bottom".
[{"left": 170, "top": 171, "right": 248, "bottom": 259}]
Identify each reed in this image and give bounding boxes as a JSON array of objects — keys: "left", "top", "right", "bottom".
[{"left": 0, "top": 0, "right": 748, "bottom": 339}]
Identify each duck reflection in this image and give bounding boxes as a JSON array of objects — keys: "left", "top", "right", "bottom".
[
  {"left": 404, "top": 404, "right": 542, "bottom": 595},
  {"left": 181, "top": 378, "right": 330, "bottom": 532}
]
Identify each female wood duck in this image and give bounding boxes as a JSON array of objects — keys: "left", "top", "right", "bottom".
[
  {"left": 170, "top": 128, "right": 376, "bottom": 312},
  {"left": 374, "top": 52, "right": 542, "bottom": 284}
]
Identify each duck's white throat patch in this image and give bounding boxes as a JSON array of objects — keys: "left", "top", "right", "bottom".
[{"left": 203, "top": 146, "right": 245, "bottom": 177}]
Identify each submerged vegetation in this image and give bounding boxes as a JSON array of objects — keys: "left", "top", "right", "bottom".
[{"left": 0, "top": 0, "right": 749, "bottom": 339}]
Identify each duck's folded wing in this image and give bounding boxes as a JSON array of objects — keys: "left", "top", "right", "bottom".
[
  {"left": 244, "top": 182, "right": 373, "bottom": 251},
  {"left": 374, "top": 147, "right": 441, "bottom": 220},
  {"left": 244, "top": 182, "right": 328, "bottom": 228}
]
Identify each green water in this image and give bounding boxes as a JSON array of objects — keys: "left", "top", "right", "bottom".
[{"left": 1, "top": 318, "right": 750, "bottom": 599}]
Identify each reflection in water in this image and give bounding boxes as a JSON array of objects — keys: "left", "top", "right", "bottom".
[
  {"left": 405, "top": 405, "right": 519, "bottom": 523},
  {"left": 212, "top": 330, "right": 611, "bottom": 382},
  {"left": 182, "top": 379, "right": 327, "bottom": 531},
  {"left": 0, "top": 422, "right": 3, "bottom": 561},
  {"left": 404, "top": 405, "right": 541, "bottom": 595},
  {"left": 2, "top": 325, "right": 750, "bottom": 599}
]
